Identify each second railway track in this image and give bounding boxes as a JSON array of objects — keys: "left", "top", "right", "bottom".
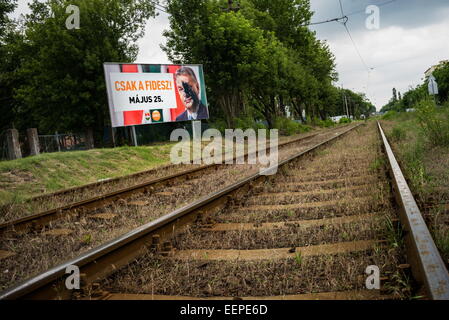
[
  {"left": 1, "top": 121, "right": 448, "bottom": 300},
  {"left": 0, "top": 129, "right": 327, "bottom": 224}
]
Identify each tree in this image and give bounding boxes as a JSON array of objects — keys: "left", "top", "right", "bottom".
[
  {"left": 433, "top": 61, "right": 449, "bottom": 103},
  {"left": 392, "top": 87, "right": 397, "bottom": 102},
  {"left": 163, "top": 0, "right": 343, "bottom": 127},
  {"left": 11, "top": 0, "right": 156, "bottom": 141},
  {"left": 0, "top": 0, "right": 19, "bottom": 131},
  {"left": 0, "top": 0, "right": 16, "bottom": 36},
  {"left": 241, "top": 0, "right": 337, "bottom": 120}
]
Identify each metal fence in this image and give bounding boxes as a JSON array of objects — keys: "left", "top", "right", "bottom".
[{"left": 38, "top": 133, "right": 87, "bottom": 153}]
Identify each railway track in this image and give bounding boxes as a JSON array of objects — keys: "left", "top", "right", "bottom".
[
  {"left": 1, "top": 121, "right": 448, "bottom": 300},
  {"left": 0, "top": 124, "right": 355, "bottom": 292}
]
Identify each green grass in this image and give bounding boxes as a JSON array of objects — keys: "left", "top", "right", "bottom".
[
  {"left": 382, "top": 105, "right": 449, "bottom": 261},
  {"left": 0, "top": 144, "right": 174, "bottom": 205}
]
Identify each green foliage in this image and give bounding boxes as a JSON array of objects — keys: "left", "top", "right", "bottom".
[
  {"left": 338, "top": 117, "right": 351, "bottom": 124},
  {"left": 235, "top": 116, "right": 267, "bottom": 131},
  {"left": 294, "top": 251, "right": 303, "bottom": 266},
  {"left": 381, "top": 83, "right": 428, "bottom": 113},
  {"left": 273, "top": 117, "right": 310, "bottom": 136},
  {"left": 208, "top": 119, "right": 228, "bottom": 134},
  {"left": 330, "top": 88, "right": 375, "bottom": 120},
  {"left": 369, "top": 157, "right": 385, "bottom": 172},
  {"left": 0, "top": 0, "right": 20, "bottom": 131},
  {"left": 82, "top": 234, "right": 92, "bottom": 244},
  {"left": 384, "top": 216, "right": 404, "bottom": 249},
  {"left": 1, "top": 0, "right": 156, "bottom": 137},
  {"left": 1, "top": 0, "right": 378, "bottom": 136},
  {"left": 312, "top": 117, "right": 334, "bottom": 128},
  {"left": 390, "top": 126, "right": 407, "bottom": 142},
  {"left": 163, "top": 0, "right": 351, "bottom": 128},
  {"left": 0, "top": 0, "right": 17, "bottom": 37},
  {"left": 433, "top": 227, "right": 449, "bottom": 263},
  {"left": 382, "top": 110, "right": 398, "bottom": 120},
  {"left": 402, "top": 137, "right": 427, "bottom": 193},
  {"left": 415, "top": 99, "right": 449, "bottom": 147},
  {"left": 433, "top": 61, "right": 449, "bottom": 102},
  {"left": 321, "top": 119, "right": 335, "bottom": 127}
]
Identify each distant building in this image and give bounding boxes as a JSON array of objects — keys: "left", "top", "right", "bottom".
[
  {"left": 330, "top": 115, "right": 348, "bottom": 123},
  {"left": 425, "top": 60, "right": 449, "bottom": 78}
]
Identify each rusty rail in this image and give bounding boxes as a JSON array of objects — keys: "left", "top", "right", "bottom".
[
  {"left": 0, "top": 124, "right": 361, "bottom": 299},
  {"left": 378, "top": 121, "right": 449, "bottom": 300}
]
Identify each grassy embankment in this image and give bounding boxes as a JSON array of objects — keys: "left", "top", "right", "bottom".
[
  {"left": 380, "top": 101, "right": 449, "bottom": 263},
  {"left": 0, "top": 144, "right": 174, "bottom": 205}
]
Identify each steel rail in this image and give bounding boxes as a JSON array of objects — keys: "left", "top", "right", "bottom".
[
  {"left": 0, "top": 130, "right": 323, "bottom": 235},
  {"left": 378, "top": 121, "right": 449, "bottom": 300},
  {"left": 0, "top": 124, "right": 361, "bottom": 300}
]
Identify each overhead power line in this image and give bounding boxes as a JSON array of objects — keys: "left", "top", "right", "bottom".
[
  {"left": 346, "top": 0, "right": 398, "bottom": 17},
  {"left": 303, "top": 15, "right": 348, "bottom": 26},
  {"left": 304, "top": 0, "right": 399, "bottom": 27},
  {"left": 149, "top": 0, "right": 169, "bottom": 14},
  {"left": 338, "top": 0, "right": 371, "bottom": 73}
]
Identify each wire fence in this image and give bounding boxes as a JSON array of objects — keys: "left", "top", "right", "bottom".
[
  {"left": 0, "top": 131, "right": 89, "bottom": 161},
  {"left": 39, "top": 133, "right": 87, "bottom": 153}
]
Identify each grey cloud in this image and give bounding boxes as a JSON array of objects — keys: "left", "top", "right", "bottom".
[{"left": 311, "top": 0, "right": 449, "bottom": 39}]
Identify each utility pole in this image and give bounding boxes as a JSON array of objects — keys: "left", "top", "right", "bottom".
[{"left": 341, "top": 85, "right": 349, "bottom": 118}]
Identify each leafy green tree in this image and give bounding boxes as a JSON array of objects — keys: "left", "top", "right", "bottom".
[
  {"left": 12, "top": 0, "right": 156, "bottom": 141},
  {"left": 163, "top": 0, "right": 341, "bottom": 127},
  {"left": 0, "top": 0, "right": 19, "bottom": 131},
  {"left": 0, "top": 0, "right": 16, "bottom": 36},
  {"left": 241, "top": 0, "right": 337, "bottom": 120},
  {"left": 433, "top": 61, "right": 449, "bottom": 103}
]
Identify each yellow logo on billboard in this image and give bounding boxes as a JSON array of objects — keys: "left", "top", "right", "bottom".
[{"left": 151, "top": 109, "right": 163, "bottom": 123}]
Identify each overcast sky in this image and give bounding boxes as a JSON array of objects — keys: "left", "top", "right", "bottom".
[{"left": 11, "top": 0, "right": 449, "bottom": 110}]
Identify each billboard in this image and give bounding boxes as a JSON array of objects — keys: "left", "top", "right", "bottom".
[{"left": 103, "top": 63, "right": 209, "bottom": 127}]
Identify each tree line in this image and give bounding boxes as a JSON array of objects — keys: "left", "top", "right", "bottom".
[
  {"left": 163, "top": 0, "right": 375, "bottom": 127},
  {"left": 0, "top": 0, "right": 375, "bottom": 145},
  {"left": 381, "top": 61, "right": 449, "bottom": 112}
]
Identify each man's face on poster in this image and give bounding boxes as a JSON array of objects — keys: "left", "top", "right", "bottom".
[{"left": 176, "top": 74, "right": 200, "bottom": 113}]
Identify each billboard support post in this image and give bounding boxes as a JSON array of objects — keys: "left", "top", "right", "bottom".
[
  {"left": 111, "top": 127, "right": 116, "bottom": 148},
  {"left": 192, "top": 120, "right": 201, "bottom": 141},
  {"left": 192, "top": 120, "right": 202, "bottom": 164},
  {"left": 131, "top": 126, "right": 138, "bottom": 147}
]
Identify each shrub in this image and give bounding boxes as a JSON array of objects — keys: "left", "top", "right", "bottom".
[
  {"left": 339, "top": 117, "right": 351, "bottom": 124},
  {"left": 382, "top": 110, "right": 397, "bottom": 120},
  {"left": 273, "top": 117, "right": 310, "bottom": 136},
  {"left": 415, "top": 99, "right": 449, "bottom": 147},
  {"left": 234, "top": 116, "right": 266, "bottom": 131},
  {"left": 311, "top": 117, "right": 335, "bottom": 128},
  {"left": 322, "top": 119, "right": 335, "bottom": 127},
  {"left": 209, "top": 116, "right": 266, "bottom": 134},
  {"left": 391, "top": 126, "right": 407, "bottom": 142},
  {"left": 208, "top": 119, "right": 228, "bottom": 134}
]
